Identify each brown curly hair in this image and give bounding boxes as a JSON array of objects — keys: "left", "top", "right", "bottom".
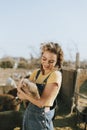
[{"left": 40, "top": 42, "right": 64, "bottom": 69}]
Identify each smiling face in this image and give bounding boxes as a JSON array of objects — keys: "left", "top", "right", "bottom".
[
  {"left": 40, "top": 42, "right": 64, "bottom": 74},
  {"left": 41, "top": 51, "right": 57, "bottom": 74}
]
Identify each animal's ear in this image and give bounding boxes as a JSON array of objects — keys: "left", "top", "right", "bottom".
[{"left": 7, "top": 88, "right": 17, "bottom": 97}]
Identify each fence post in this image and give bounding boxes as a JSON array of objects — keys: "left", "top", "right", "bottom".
[{"left": 75, "top": 52, "right": 80, "bottom": 69}]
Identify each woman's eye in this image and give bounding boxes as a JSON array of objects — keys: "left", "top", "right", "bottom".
[
  {"left": 49, "top": 61, "right": 54, "bottom": 63},
  {"left": 42, "top": 58, "right": 46, "bottom": 61}
]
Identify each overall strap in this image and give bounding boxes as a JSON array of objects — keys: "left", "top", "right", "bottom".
[
  {"left": 35, "top": 69, "right": 41, "bottom": 80},
  {"left": 36, "top": 69, "right": 58, "bottom": 112},
  {"left": 35, "top": 69, "right": 51, "bottom": 84},
  {"left": 43, "top": 75, "right": 50, "bottom": 84}
]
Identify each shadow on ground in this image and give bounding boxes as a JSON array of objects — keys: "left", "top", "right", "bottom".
[{"left": 53, "top": 100, "right": 86, "bottom": 130}]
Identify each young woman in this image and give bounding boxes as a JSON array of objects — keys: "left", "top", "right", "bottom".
[{"left": 17, "top": 42, "right": 64, "bottom": 130}]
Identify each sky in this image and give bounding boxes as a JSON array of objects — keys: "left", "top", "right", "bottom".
[{"left": 0, "top": 0, "right": 87, "bottom": 61}]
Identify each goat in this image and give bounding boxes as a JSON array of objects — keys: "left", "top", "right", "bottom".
[
  {"left": 20, "top": 78, "right": 40, "bottom": 99},
  {"left": 0, "top": 94, "right": 20, "bottom": 112}
]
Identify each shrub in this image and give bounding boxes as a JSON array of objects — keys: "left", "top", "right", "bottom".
[
  {"left": 18, "top": 61, "right": 28, "bottom": 69},
  {"left": 0, "top": 60, "right": 14, "bottom": 68}
]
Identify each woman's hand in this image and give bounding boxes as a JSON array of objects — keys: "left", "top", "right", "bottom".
[
  {"left": 17, "top": 89, "right": 25, "bottom": 100},
  {"left": 17, "top": 79, "right": 29, "bottom": 100}
]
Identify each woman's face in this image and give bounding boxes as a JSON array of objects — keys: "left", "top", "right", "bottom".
[{"left": 41, "top": 51, "right": 57, "bottom": 73}]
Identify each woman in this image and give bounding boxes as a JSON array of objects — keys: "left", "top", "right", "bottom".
[{"left": 17, "top": 42, "right": 64, "bottom": 130}]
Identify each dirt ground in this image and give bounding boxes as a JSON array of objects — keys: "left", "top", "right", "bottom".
[{"left": 0, "top": 68, "right": 29, "bottom": 85}]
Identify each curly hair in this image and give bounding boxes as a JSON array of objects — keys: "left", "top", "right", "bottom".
[{"left": 40, "top": 42, "right": 64, "bottom": 69}]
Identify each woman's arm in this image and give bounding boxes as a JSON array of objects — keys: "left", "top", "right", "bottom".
[
  {"left": 17, "top": 70, "right": 62, "bottom": 108},
  {"left": 17, "top": 82, "right": 59, "bottom": 108}
]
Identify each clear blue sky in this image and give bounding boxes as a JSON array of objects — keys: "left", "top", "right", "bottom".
[{"left": 0, "top": 0, "right": 87, "bottom": 61}]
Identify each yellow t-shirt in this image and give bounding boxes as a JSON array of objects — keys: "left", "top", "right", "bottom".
[
  {"left": 29, "top": 69, "right": 62, "bottom": 106},
  {"left": 29, "top": 69, "right": 62, "bottom": 90}
]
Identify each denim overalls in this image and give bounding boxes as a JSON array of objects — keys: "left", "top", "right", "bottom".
[{"left": 22, "top": 70, "right": 55, "bottom": 130}]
